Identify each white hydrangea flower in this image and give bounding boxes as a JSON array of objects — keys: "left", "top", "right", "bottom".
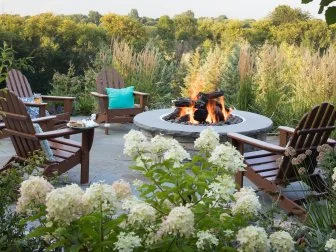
[
  {"left": 273, "top": 220, "right": 294, "bottom": 231},
  {"left": 114, "top": 232, "right": 142, "bottom": 252},
  {"left": 208, "top": 142, "right": 246, "bottom": 174},
  {"left": 205, "top": 174, "right": 236, "bottom": 205},
  {"left": 123, "top": 129, "right": 149, "bottom": 158},
  {"left": 135, "top": 154, "right": 153, "bottom": 168},
  {"left": 84, "top": 182, "right": 117, "bottom": 212},
  {"left": 122, "top": 196, "right": 142, "bottom": 210},
  {"left": 112, "top": 179, "right": 132, "bottom": 199},
  {"left": 150, "top": 135, "right": 174, "bottom": 156},
  {"left": 196, "top": 230, "right": 219, "bottom": 250},
  {"left": 236, "top": 226, "right": 269, "bottom": 252},
  {"left": 163, "top": 139, "right": 190, "bottom": 167},
  {"left": 46, "top": 184, "right": 89, "bottom": 225},
  {"left": 326, "top": 239, "right": 336, "bottom": 252},
  {"left": 194, "top": 128, "right": 219, "bottom": 152},
  {"left": 16, "top": 176, "right": 54, "bottom": 214},
  {"left": 232, "top": 187, "right": 261, "bottom": 217},
  {"left": 127, "top": 202, "right": 156, "bottom": 226},
  {"left": 159, "top": 206, "right": 194, "bottom": 237},
  {"left": 269, "top": 231, "right": 295, "bottom": 252}
]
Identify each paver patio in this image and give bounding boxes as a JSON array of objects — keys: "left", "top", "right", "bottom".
[{"left": 0, "top": 118, "right": 278, "bottom": 207}]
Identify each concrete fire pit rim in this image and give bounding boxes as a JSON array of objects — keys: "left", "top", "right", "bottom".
[{"left": 134, "top": 108, "right": 273, "bottom": 138}]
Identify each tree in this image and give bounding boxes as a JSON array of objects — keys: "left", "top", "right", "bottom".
[
  {"left": 302, "top": 0, "right": 336, "bottom": 25},
  {"left": 157, "top": 15, "right": 175, "bottom": 40},
  {"left": 173, "top": 10, "right": 197, "bottom": 41},
  {"left": 128, "top": 9, "right": 140, "bottom": 21},
  {"left": 100, "top": 13, "right": 146, "bottom": 47},
  {"left": 268, "top": 5, "right": 310, "bottom": 26},
  {"left": 87, "top": 10, "right": 102, "bottom": 25}
]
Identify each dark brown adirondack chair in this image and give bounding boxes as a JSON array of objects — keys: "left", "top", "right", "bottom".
[
  {"left": 228, "top": 102, "right": 336, "bottom": 220},
  {"left": 6, "top": 69, "right": 75, "bottom": 130},
  {"left": 0, "top": 90, "right": 95, "bottom": 184},
  {"left": 91, "top": 67, "right": 149, "bottom": 135}
]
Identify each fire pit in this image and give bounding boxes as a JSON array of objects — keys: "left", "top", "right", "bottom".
[{"left": 134, "top": 108, "right": 273, "bottom": 149}]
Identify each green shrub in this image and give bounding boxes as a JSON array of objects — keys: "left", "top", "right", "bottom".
[{"left": 49, "top": 64, "right": 96, "bottom": 115}]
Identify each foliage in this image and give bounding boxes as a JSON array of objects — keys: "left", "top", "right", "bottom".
[
  {"left": 49, "top": 64, "right": 96, "bottom": 115},
  {"left": 106, "top": 39, "right": 177, "bottom": 108},
  {"left": 101, "top": 14, "right": 147, "bottom": 49},
  {"left": 182, "top": 46, "right": 226, "bottom": 98},
  {"left": 0, "top": 151, "right": 46, "bottom": 251},
  {"left": 302, "top": 0, "right": 336, "bottom": 25},
  {"left": 0, "top": 42, "right": 32, "bottom": 85},
  {"left": 13, "top": 128, "right": 301, "bottom": 251},
  {"left": 268, "top": 5, "right": 310, "bottom": 26}
]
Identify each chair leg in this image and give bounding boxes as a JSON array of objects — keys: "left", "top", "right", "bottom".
[
  {"left": 235, "top": 171, "right": 244, "bottom": 188},
  {"left": 105, "top": 127, "right": 109, "bottom": 135}
]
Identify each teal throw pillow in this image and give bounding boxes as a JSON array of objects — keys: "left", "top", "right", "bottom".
[
  {"left": 33, "top": 123, "right": 56, "bottom": 162},
  {"left": 106, "top": 86, "right": 135, "bottom": 109}
]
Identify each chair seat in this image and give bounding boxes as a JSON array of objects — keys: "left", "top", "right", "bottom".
[
  {"left": 244, "top": 150, "right": 281, "bottom": 182},
  {"left": 49, "top": 138, "right": 81, "bottom": 163}
]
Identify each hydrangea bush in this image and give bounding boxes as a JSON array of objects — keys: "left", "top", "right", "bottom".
[{"left": 15, "top": 128, "right": 307, "bottom": 251}]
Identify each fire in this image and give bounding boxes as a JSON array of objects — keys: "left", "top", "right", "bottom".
[{"left": 175, "top": 92, "right": 232, "bottom": 125}]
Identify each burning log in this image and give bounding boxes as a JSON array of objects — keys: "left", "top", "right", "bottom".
[
  {"left": 215, "top": 106, "right": 224, "bottom": 121},
  {"left": 173, "top": 98, "right": 194, "bottom": 107},
  {"left": 194, "top": 108, "right": 208, "bottom": 123},
  {"left": 203, "top": 90, "right": 225, "bottom": 100},
  {"left": 163, "top": 108, "right": 181, "bottom": 120},
  {"left": 177, "top": 114, "right": 190, "bottom": 123}
]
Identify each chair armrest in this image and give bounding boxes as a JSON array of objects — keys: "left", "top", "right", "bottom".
[
  {"left": 278, "top": 126, "right": 295, "bottom": 147},
  {"left": 41, "top": 95, "right": 76, "bottom": 101},
  {"left": 32, "top": 115, "right": 57, "bottom": 131},
  {"left": 227, "top": 132, "right": 286, "bottom": 154},
  {"left": 23, "top": 102, "right": 48, "bottom": 107},
  {"left": 91, "top": 92, "right": 108, "bottom": 98},
  {"left": 32, "top": 115, "right": 57, "bottom": 123},
  {"left": 36, "top": 128, "right": 80, "bottom": 140},
  {"left": 278, "top": 126, "right": 295, "bottom": 134},
  {"left": 134, "top": 91, "right": 149, "bottom": 108},
  {"left": 134, "top": 91, "right": 149, "bottom": 96}
]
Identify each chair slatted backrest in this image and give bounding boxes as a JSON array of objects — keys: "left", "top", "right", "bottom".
[
  {"left": 277, "top": 102, "right": 336, "bottom": 181},
  {"left": 0, "top": 90, "right": 40, "bottom": 158},
  {"left": 96, "top": 67, "right": 126, "bottom": 112},
  {"left": 6, "top": 69, "right": 33, "bottom": 98},
  {"left": 96, "top": 67, "right": 125, "bottom": 94}
]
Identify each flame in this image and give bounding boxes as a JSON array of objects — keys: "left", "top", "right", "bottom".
[{"left": 176, "top": 93, "right": 232, "bottom": 124}]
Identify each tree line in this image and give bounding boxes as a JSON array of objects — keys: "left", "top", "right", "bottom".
[{"left": 0, "top": 5, "right": 335, "bottom": 93}]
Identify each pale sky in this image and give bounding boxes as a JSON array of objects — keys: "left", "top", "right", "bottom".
[{"left": 0, "top": 0, "right": 323, "bottom": 20}]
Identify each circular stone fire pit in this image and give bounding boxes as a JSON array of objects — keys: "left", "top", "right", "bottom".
[{"left": 134, "top": 108, "right": 273, "bottom": 148}]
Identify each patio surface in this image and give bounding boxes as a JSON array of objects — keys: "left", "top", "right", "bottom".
[{"left": 0, "top": 117, "right": 280, "bottom": 207}]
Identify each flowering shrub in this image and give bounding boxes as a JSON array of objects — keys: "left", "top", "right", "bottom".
[{"left": 15, "top": 128, "right": 308, "bottom": 251}]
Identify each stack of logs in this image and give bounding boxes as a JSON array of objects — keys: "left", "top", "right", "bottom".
[{"left": 163, "top": 90, "right": 231, "bottom": 124}]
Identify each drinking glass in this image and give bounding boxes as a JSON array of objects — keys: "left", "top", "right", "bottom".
[{"left": 34, "top": 93, "right": 42, "bottom": 104}]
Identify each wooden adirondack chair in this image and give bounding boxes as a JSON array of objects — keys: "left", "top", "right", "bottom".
[
  {"left": 91, "top": 67, "right": 149, "bottom": 135},
  {"left": 0, "top": 89, "right": 95, "bottom": 184},
  {"left": 6, "top": 69, "right": 75, "bottom": 130},
  {"left": 228, "top": 102, "right": 336, "bottom": 220}
]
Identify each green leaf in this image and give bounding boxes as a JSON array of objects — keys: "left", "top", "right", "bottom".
[
  {"left": 326, "top": 6, "right": 336, "bottom": 24},
  {"left": 319, "top": 0, "right": 336, "bottom": 13},
  {"left": 26, "top": 226, "right": 54, "bottom": 238},
  {"left": 302, "top": 0, "right": 313, "bottom": 3}
]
